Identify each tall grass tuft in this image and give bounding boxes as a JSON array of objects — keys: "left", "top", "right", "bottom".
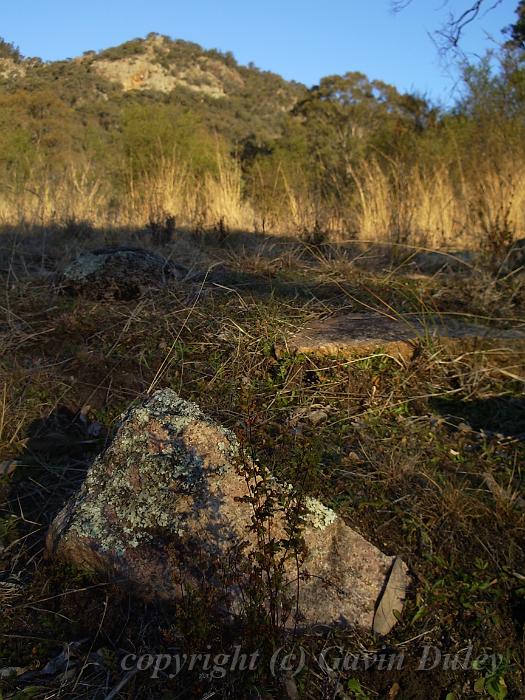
[{"left": 1, "top": 150, "right": 524, "bottom": 251}]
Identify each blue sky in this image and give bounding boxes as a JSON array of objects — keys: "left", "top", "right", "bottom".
[{"left": 2, "top": 1, "right": 517, "bottom": 105}]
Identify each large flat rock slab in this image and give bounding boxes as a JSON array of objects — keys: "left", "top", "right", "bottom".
[
  {"left": 284, "top": 313, "right": 525, "bottom": 360},
  {"left": 46, "top": 390, "right": 408, "bottom": 633}
]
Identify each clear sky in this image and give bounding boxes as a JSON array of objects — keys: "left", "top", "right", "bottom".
[{"left": 1, "top": 0, "right": 517, "bottom": 105}]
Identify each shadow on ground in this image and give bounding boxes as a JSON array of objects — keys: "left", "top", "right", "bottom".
[
  {"left": 3, "top": 407, "right": 107, "bottom": 536},
  {"left": 431, "top": 395, "right": 525, "bottom": 438},
  {"left": 0, "top": 222, "right": 401, "bottom": 308},
  {"left": 0, "top": 220, "right": 500, "bottom": 280}
]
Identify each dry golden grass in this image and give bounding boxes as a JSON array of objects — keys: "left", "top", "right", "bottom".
[
  {"left": 348, "top": 156, "right": 525, "bottom": 249},
  {"left": 203, "top": 152, "right": 253, "bottom": 230},
  {"left": 1, "top": 150, "right": 525, "bottom": 252},
  {"left": 128, "top": 154, "right": 196, "bottom": 225}
]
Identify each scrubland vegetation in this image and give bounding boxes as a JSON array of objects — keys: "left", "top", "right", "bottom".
[{"left": 0, "top": 21, "right": 524, "bottom": 251}]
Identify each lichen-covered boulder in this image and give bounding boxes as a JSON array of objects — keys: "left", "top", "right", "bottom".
[
  {"left": 60, "top": 246, "right": 187, "bottom": 299},
  {"left": 46, "top": 390, "right": 408, "bottom": 632}
]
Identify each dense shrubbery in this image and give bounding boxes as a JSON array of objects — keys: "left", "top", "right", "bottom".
[{"left": 97, "top": 38, "right": 148, "bottom": 61}]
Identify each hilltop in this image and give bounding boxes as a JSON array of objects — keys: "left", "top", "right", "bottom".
[{"left": 0, "top": 33, "right": 306, "bottom": 142}]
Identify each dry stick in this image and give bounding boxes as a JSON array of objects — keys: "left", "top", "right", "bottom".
[
  {"left": 24, "top": 605, "right": 75, "bottom": 623},
  {"left": 13, "top": 581, "right": 120, "bottom": 609},
  {"left": 226, "top": 317, "right": 256, "bottom": 340},
  {"left": 333, "top": 278, "right": 524, "bottom": 355},
  {"left": 349, "top": 238, "right": 477, "bottom": 270},
  {"left": 494, "top": 368, "right": 525, "bottom": 383},
  {"left": 346, "top": 276, "right": 455, "bottom": 346},
  {"left": 105, "top": 298, "right": 149, "bottom": 358},
  {"left": 103, "top": 668, "right": 140, "bottom": 700},
  {"left": 327, "top": 386, "right": 467, "bottom": 426},
  {"left": 328, "top": 278, "right": 400, "bottom": 322},
  {"left": 0, "top": 382, "right": 7, "bottom": 443}
]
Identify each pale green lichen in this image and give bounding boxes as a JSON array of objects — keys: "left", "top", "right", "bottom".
[
  {"left": 63, "top": 249, "right": 180, "bottom": 286},
  {"left": 68, "top": 389, "right": 238, "bottom": 554},
  {"left": 63, "top": 253, "right": 109, "bottom": 281},
  {"left": 240, "top": 467, "right": 338, "bottom": 531},
  {"left": 304, "top": 496, "right": 338, "bottom": 530},
  {"left": 243, "top": 467, "right": 338, "bottom": 531}
]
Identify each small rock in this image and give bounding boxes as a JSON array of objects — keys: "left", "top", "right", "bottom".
[
  {"left": 308, "top": 409, "right": 328, "bottom": 426},
  {"left": 46, "top": 389, "right": 409, "bottom": 631},
  {"left": 288, "top": 404, "right": 330, "bottom": 427},
  {"left": 284, "top": 674, "right": 299, "bottom": 699},
  {"left": 0, "top": 666, "right": 32, "bottom": 679},
  {"left": 0, "top": 460, "right": 18, "bottom": 477},
  {"left": 373, "top": 557, "right": 408, "bottom": 636},
  {"left": 388, "top": 682, "right": 401, "bottom": 699},
  {"left": 411, "top": 250, "right": 475, "bottom": 274},
  {"left": 60, "top": 246, "right": 187, "bottom": 300}
]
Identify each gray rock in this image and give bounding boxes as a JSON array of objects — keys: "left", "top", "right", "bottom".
[
  {"left": 61, "top": 246, "right": 187, "bottom": 299},
  {"left": 46, "top": 389, "right": 408, "bottom": 632},
  {"left": 411, "top": 250, "right": 476, "bottom": 274},
  {"left": 373, "top": 557, "right": 408, "bottom": 636}
]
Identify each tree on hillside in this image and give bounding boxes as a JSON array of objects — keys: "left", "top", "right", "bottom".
[
  {"left": 0, "top": 38, "right": 22, "bottom": 62},
  {"left": 505, "top": 0, "right": 525, "bottom": 50},
  {"left": 290, "top": 72, "right": 435, "bottom": 209}
]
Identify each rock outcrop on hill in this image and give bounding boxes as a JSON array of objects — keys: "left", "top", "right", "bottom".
[{"left": 91, "top": 34, "right": 245, "bottom": 98}]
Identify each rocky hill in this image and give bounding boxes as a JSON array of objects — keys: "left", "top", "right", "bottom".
[
  {"left": 91, "top": 34, "right": 249, "bottom": 98},
  {"left": 0, "top": 33, "right": 306, "bottom": 142}
]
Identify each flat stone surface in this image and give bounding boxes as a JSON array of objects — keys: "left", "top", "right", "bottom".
[
  {"left": 46, "top": 389, "right": 408, "bottom": 632},
  {"left": 285, "top": 313, "right": 525, "bottom": 360}
]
